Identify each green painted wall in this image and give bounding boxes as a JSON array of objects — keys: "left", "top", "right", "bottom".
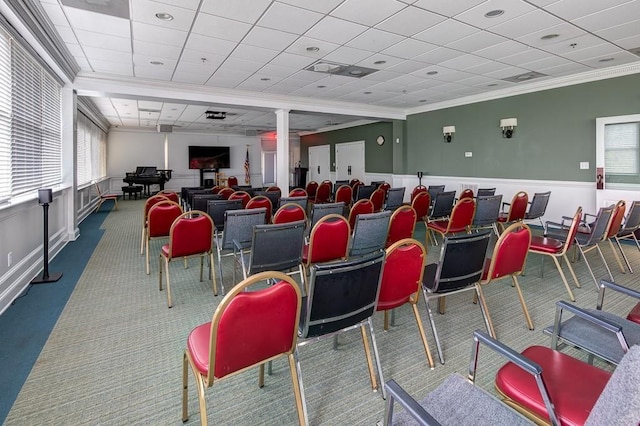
[
  {"left": 300, "top": 121, "right": 394, "bottom": 172},
  {"left": 301, "top": 73, "right": 640, "bottom": 182}
]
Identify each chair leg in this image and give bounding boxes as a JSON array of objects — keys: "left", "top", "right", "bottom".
[
  {"left": 140, "top": 226, "right": 146, "bottom": 255},
  {"left": 579, "top": 246, "right": 601, "bottom": 291},
  {"left": 199, "top": 255, "right": 204, "bottom": 282},
  {"left": 145, "top": 238, "right": 150, "bottom": 275},
  {"left": 182, "top": 351, "right": 190, "bottom": 422},
  {"left": 615, "top": 237, "right": 634, "bottom": 273},
  {"left": 438, "top": 297, "right": 446, "bottom": 314},
  {"left": 290, "top": 350, "right": 309, "bottom": 426},
  {"left": 366, "top": 318, "right": 386, "bottom": 400},
  {"left": 550, "top": 255, "right": 576, "bottom": 301},
  {"left": 606, "top": 239, "right": 626, "bottom": 273},
  {"left": 595, "top": 244, "right": 614, "bottom": 283},
  {"left": 210, "top": 253, "right": 218, "bottom": 296},
  {"left": 216, "top": 249, "right": 225, "bottom": 296},
  {"left": 423, "top": 294, "right": 445, "bottom": 364},
  {"left": 474, "top": 285, "right": 496, "bottom": 338},
  {"left": 512, "top": 276, "right": 534, "bottom": 330},
  {"left": 259, "top": 363, "right": 265, "bottom": 388},
  {"left": 164, "top": 257, "right": 172, "bottom": 308},
  {"left": 383, "top": 310, "right": 389, "bottom": 331},
  {"left": 359, "top": 325, "right": 379, "bottom": 393},
  {"left": 561, "top": 253, "right": 581, "bottom": 289},
  {"left": 410, "top": 303, "right": 435, "bottom": 369}
]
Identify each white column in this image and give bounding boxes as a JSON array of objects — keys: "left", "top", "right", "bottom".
[
  {"left": 275, "top": 109, "right": 290, "bottom": 190},
  {"left": 61, "top": 87, "right": 79, "bottom": 240}
]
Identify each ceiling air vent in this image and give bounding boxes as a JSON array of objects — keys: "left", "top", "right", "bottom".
[
  {"left": 304, "top": 60, "right": 378, "bottom": 78},
  {"left": 502, "top": 71, "right": 547, "bottom": 83}
]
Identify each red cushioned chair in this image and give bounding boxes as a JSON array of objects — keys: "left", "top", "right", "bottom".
[
  {"left": 273, "top": 203, "right": 307, "bottom": 225},
  {"left": 497, "top": 191, "right": 528, "bottom": 232},
  {"left": 386, "top": 205, "right": 417, "bottom": 248},
  {"left": 302, "top": 214, "right": 350, "bottom": 289},
  {"left": 157, "top": 190, "right": 179, "bottom": 204},
  {"left": 229, "top": 190, "right": 250, "bottom": 208},
  {"left": 288, "top": 188, "right": 308, "bottom": 198},
  {"left": 379, "top": 182, "right": 391, "bottom": 198},
  {"left": 140, "top": 194, "right": 170, "bottom": 255},
  {"left": 348, "top": 199, "right": 374, "bottom": 230},
  {"left": 370, "top": 188, "right": 386, "bottom": 212},
  {"left": 217, "top": 187, "right": 235, "bottom": 200},
  {"left": 410, "top": 185, "right": 427, "bottom": 203},
  {"left": 377, "top": 238, "right": 434, "bottom": 369},
  {"left": 246, "top": 195, "right": 273, "bottom": 224},
  {"left": 305, "top": 181, "right": 318, "bottom": 201},
  {"left": 478, "top": 222, "right": 533, "bottom": 337},
  {"left": 94, "top": 182, "right": 118, "bottom": 212},
  {"left": 458, "top": 188, "right": 474, "bottom": 200},
  {"left": 265, "top": 185, "right": 281, "bottom": 193},
  {"left": 210, "top": 185, "right": 223, "bottom": 194},
  {"left": 411, "top": 191, "right": 431, "bottom": 248},
  {"left": 182, "top": 271, "right": 305, "bottom": 426},
  {"left": 426, "top": 197, "right": 475, "bottom": 246},
  {"left": 313, "top": 181, "right": 331, "bottom": 204},
  {"left": 334, "top": 184, "right": 353, "bottom": 212},
  {"left": 602, "top": 200, "right": 627, "bottom": 274},
  {"left": 529, "top": 206, "right": 582, "bottom": 301},
  {"left": 145, "top": 201, "right": 183, "bottom": 275},
  {"left": 226, "top": 176, "right": 238, "bottom": 187},
  {"left": 159, "top": 211, "right": 217, "bottom": 308},
  {"left": 614, "top": 200, "right": 640, "bottom": 274}
]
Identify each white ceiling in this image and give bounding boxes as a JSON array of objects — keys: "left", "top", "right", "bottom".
[{"left": 36, "top": 0, "right": 640, "bottom": 134}]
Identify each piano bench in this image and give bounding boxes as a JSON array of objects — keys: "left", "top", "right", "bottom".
[{"left": 122, "top": 185, "right": 143, "bottom": 200}]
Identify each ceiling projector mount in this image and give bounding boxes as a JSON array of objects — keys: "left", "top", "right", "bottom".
[{"left": 206, "top": 111, "right": 226, "bottom": 119}]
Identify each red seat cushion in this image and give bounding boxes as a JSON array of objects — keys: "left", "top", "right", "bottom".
[
  {"left": 496, "top": 346, "right": 611, "bottom": 426},
  {"left": 529, "top": 236, "right": 564, "bottom": 254},
  {"left": 627, "top": 302, "right": 640, "bottom": 324},
  {"left": 187, "top": 322, "right": 212, "bottom": 376},
  {"left": 427, "top": 220, "right": 449, "bottom": 232}
]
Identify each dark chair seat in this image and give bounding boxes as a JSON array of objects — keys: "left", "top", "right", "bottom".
[
  {"left": 496, "top": 345, "right": 611, "bottom": 425},
  {"left": 529, "top": 235, "right": 563, "bottom": 253}
]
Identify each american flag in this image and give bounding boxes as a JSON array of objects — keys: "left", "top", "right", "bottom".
[{"left": 244, "top": 147, "right": 250, "bottom": 184}]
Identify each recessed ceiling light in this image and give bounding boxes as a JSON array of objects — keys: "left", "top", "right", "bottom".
[
  {"left": 150, "top": 61, "right": 164, "bottom": 66},
  {"left": 373, "top": 60, "right": 386, "bottom": 65},
  {"left": 516, "top": 73, "right": 534, "bottom": 80},
  {"left": 306, "top": 46, "right": 320, "bottom": 52},
  {"left": 155, "top": 12, "right": 173, "bottom": 21},
  {"left": 598, "top": 57, "right": 615, "bottom": 62},
  {"left": 363, "top": 91, "right": 372, "bottom": 94},
  {"left": 426, "top": 71, "right": 438, "bottom": 75},
  {"left": 487, "top": 83, "right": 498, "bottom": 87},
  {"left": 317, "top": 85, "right": 326, "bottom": 88},
  {"left": 541, "top": 33, "right": 559, "bottom": 40},
  {"left": 485, "top": 9, "right": 504, "bottom": 18},
  {"left": 349, "top": 70, "right": 364, "bottom": 76},
  {"left": 419, "top": 99, "right": 427, "bottom": 103},
  {"left": 260, "top": 77, "right": 271, "bottom": 81}
]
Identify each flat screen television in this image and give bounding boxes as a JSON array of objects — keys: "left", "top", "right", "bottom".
[{"left": 188, "top": 145, "right": 231, "bottom": 170}]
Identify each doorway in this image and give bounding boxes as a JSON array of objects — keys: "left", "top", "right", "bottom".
[
  {"left": 335, "top": 141, "right": 365, "bottom": 182},
  {"left": 308, "top": 144, "right": 331, "bottom": 184}
]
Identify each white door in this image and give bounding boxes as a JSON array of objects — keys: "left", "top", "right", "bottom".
[
  {"left": 262, "top": 151, "right": 276, "bottom": 186},
  {"left": 308, "top": 144, "right": 330, "bottom": 183},
  {"left": 335, "top": 141, "right": 365, "bottom": 181}
]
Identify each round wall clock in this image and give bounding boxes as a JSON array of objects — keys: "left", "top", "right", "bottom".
[{"left": 376, "top": 135, "right": 385, "bottom": 146}]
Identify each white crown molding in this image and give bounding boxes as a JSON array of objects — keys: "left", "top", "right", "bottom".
[
  {"left": 404, "top": 62, "right": 640, "bottom": 115},
  {"left": 298, "top": 119, "right": 380, "bottom": 136},
  {"left": 73, "top": 72, "right": 406, "bottom": 121}
]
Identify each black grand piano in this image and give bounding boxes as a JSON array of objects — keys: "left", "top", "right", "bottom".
[{"left": 123, "top": 166, "right": 172, "bottom": 196}]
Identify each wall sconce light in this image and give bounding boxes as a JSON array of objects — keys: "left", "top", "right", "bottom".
[
  {"left": 443, "top": 125, "right": 455, "bottom": 143},
  {"left": 500, "top": 118, "right": 517, "bottom": 138}
]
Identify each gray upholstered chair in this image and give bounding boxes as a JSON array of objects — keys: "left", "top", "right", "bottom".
[{"left": 349, "top": 210, "right": 391, "bottom": 257}]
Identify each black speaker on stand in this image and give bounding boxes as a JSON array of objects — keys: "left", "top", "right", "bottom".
[
  {"left": 417, "top": 171, "right": 424, "bottom": 187},
  {"left": 31, "top": 189, "right": 62, "bottom": 284}
]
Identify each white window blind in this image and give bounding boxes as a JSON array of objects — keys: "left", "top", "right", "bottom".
[
  {"left": 604, "top": 123, "right": 639, "bottom": 175},
  {"left": 77, "top": 112, "right": 107, "bottom": 185},
  {"left": 10, "top": 38, "right": 62, "bottom": 197},
  {"left": 0, "top": 33, "right": 11, "bottom": 201}
]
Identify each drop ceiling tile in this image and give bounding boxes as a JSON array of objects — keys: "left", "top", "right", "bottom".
[
  {"left": 179, "top": 50, "right": 226, "bottom": 68},
  {"left": 544, "top": 0, "right": 634, "bottom": 21},
  {"left": 360, "top": 69, "right": 403, "bottom": 82},
  {"left": 346, "top": 28, "right": 405, "bottom": 52},
  {"left": 206, "top": 68, "right": 254, "bottom": 86},
  {"left": 456, "top": 74, "right": 500, "bottom": 86},
  {"left": 285, "top": 36, "right": 340, "bottom": 58},
  {"left": 515, "top": 23, "right": 584, "bottom": 48},
  {"left": 62, "top": 6, "right": 130, "bottom": 37},
  {"left": 381, "top": 38, "right": 438, "bottom": 59},
  {"left": 270, "top": 52, "right": 316, "bottom": 69},
  {"left": 447, "top": 31, "right": 507, "bottom": 53},
  {"left": 463, "top": 59, "right": 514, "bottom": 74},
  {"left": 564, "top": 43, "right": 627, "bottom": 62},
  {"left": 580, "top": 50, "right": 640, "bottom": 68},
  {"left": 192, "top": 13, "right": 252, "bottom": 41},
  {"left": 322, "top": 46, "right": 373, "bottom": 64},
  {"left": 455, "top": 0, "right": 536, "bottom": 29},
  {"left": 83, "top": 46, "right": 131, "bottom": 62},
  {"left": 258, "top": 63, "right": 300, "bottom": 78},
  {"left": 264, "top": 77, "right": 310, "bottom": 91},
  {"left": 518, "top": 55, "right": 572, "bottom": 71},
  {"left": 133, "top": 22, "right": 188, "bottom": 47},
  {"left": 199, "top": 0, "right": 272, "bottom": 24},
  {"left": 88, "top": 58, "right": 133, "bottom": 75},
  {"left": 257, "top": 2, "right": 323, "bottom": 34},
  {"left": 572, "top": 2, "right": 640, "bottom": 32},
  {"left": 230, "top": 44, "right": 280, "bottom": 63},
  {"left": 243, "top": 26, "right": 298, "bottom": 51},
  {"left": 438, "top": 53, "right": 491, "bottom": 70},
  {"left": 357, "top": 55, "right": 413, "bottom": 70},
  {"left": 499, "top": 48, "right": 551, "bottom": 67},
  {"left": 54, "top": 25, "right": 79, "bottom": 44},
  {"left": 236, "top": 78, "right": 278, "bottom": 91},
  {"left": 536, "top": 61, "right": 591, "bottom": 76},
  {"left": 64, "top": 43, "right": 84, "bottom": 56},
  {"left": 277, "top": 0, "right": 346, "bottom": 13},
  {"left": 184, "top": 33, "right": 237, "bottom": 57},
  {"left": 412, "top": 0, "right": 488, "bottom": 18},
  {"left": 595, "top": 19, "right": 640, "bottom": 42},
  {"left": 73, "top": 56, "right": 91, "bottom": 70},
  {"left": 133, "top": 40, "right": 182, "bottom": 60},
  {"left": 387, "top": 73, "right": 428, "bottom": 87},
  {"left": 75, "top": 29, "right": 131, "bottom": 51},
  {"left": 483, "top": 65, "right": 529, "bottom": 79},
  {"left": 134, "top": 53, "right": 177, "bottom": 70},
  {"left": 331, "top": 0, "right": 406, "bottom": 26},
  {"left": 305, "top": 16, "right": 368, "bottom": 45},
  {"left": 40, "top": 2, "right": 69, "bottom": 26},
  {"left": 488, "top": 9, "right": 564, "bottom": 39},
  {"left": 130, "top": 0, "right": 196, "bottom": 31},
  {"left": 541, "top": 34, "right": 608, "bottom": 55},
  {"left": 153, "top": 0, "right": 201, "bottom": 10},
  {"left": 421, "top": 67, "right": 474, "bottom": 82},
  {"left": 475, "top": 40, "right": 530, "bottom": 60},
  {"left": 219, "top": 57, "right": 264, "bottom": 74},
  {"left": 375, "top": 6, "right": 446, "bottom": 37},
  {"left": 413, "top": 47, "right": 464, "bottom": 64},
  {"left": 616, "top": 34, "right": 640, "bottom": 49},
  {"left": 413, "top": 19, "right": 480, "bottom": 46}
]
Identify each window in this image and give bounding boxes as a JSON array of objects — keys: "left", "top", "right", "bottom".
[
  {"left": 0, "top": 25, "right": 62, "bottom": 202},
  {"left": 77, "top": 112, "right": 107, "bottom": 186},
  {"left": 604, "top": 123, "right": 639, "bottom": 175}
]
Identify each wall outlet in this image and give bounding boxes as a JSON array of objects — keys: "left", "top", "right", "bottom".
[
  {"left": 580, "top": 161, "right": 589, "bottom": 169},
  {"left": 464, "top": 152, "right": 473, "bottom": 157},
  {"left": 7, "top": 252, "right": 12, "bottom": 267}
]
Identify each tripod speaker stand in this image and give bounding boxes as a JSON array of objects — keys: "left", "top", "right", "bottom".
[{"left": 31, "top": 189, "right": 62, "bottom": 284}]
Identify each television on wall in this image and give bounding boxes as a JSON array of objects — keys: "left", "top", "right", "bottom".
[{"left": 188, "top": 145, "right": 231, "bottom": 170}]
